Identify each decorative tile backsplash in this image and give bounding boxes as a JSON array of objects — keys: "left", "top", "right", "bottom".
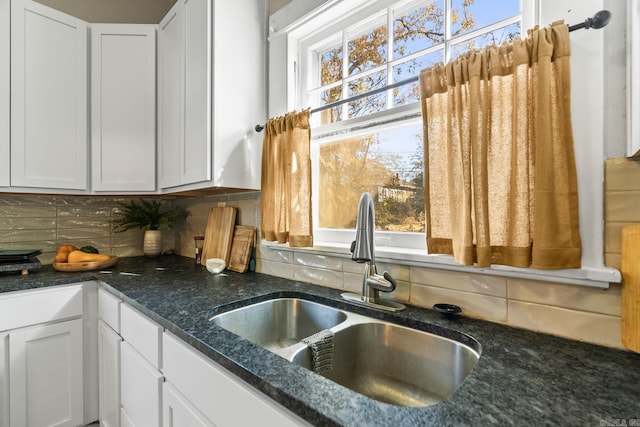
[
  {"left": 0, "top": 195, "right": 164, "bottom": 263},
  {"left": 2, "top": 157, "right": 637, "bottom": 351}
]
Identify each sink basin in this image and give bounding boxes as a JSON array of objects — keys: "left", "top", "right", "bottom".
[
  {"left": 290, "top": 322, "right": 479, "bottom": 407},
  {"left": 210, "top": 296, "right": 480, "bottom": 407},
  {"left": 209, "top": 298, "right": 347, "bottom": 351}
]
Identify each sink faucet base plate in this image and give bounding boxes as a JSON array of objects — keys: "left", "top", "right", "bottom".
[{"left": 341, "top": 292, "right": 406, "bottom": 312}]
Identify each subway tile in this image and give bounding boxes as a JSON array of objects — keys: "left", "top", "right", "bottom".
[
  {"left": 56, "top": 196, "right": 112, "bottom": 206},
  {"left": 411, "top": 267, "right": 507, "bottom": 297},
  {"left": 0, "top": 217, "right": 56, "bottom": 231},
  {"left": 0, "top": 205, "right": 57, "bottom": 217},
  {"left": 344, "top": 272, "right": 363, "bottom": 293},
  {"left": 57, "top": 206, "right": 111, "bottom": 218},
  {"left": 57, "top": 227, "right": 111, "bottom": 240},
  {"left": 0, "top": 194, "right": 56, "bottom": 206},
  {"left": 294, "top": 252, "right": 343, "bottom": 271},
  {"left": 0, "top": 229, "right": 56, "bottom": 243},
  {"left": 111, "top": 246, "right": 144, "bottom": 258},
  {"left": 508, "top": 279, "right": 621, "bottom": 316},
  {"left": 343, "top": 259, "right": 365, "bottom": 274},
  {"left": 605, "top": 222, "right": 629, "bottom": 254},
  {"left": 376, "top": 261, "right": 410, "bottom": 282},
  {"left": 605, "top": 253, "right": 621, "bottom": 270},
  {"left": 411, "top": 283, "right": 507, "bottom": 322},
  {"left": 508, "top": 300, "right": 622, "bottom": 349},
  {"left": 293, "top": 265, "right": 343, "bottom": 289},
  {"left": 605, "top": 157, "right": 640, "bottom": 191},
  {"left": 605, "top": 191, "right": 640, "bottom": 222},
  {"left": 257, "top": 245, "right": 293, "bottom": 263},
  {"left": 57, "top": 218, "right": 111, "bottom": 230},
  {"left": 257, "top": 259, "right": 294, "bottom": 280}
]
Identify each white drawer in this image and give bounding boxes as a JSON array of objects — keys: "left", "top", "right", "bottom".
[
  {"left": 163, "top": 332, "right": 306, "bottom": 427},
  {"left": 120, "top": 303, "right": 162, "bottom": 369},
  {"left": 98, "top": 288, "right": 121, "bottom": 334},
  {"left": 120, "top": 341, "right": 163, "bottom": 427},
  {"left": 0, "top": 284, "right": 83, "bottom": 332}
]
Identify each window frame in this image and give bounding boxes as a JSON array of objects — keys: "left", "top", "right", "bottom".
[{"left": 303, "top": 0, "right": 533, "bottom": 251}]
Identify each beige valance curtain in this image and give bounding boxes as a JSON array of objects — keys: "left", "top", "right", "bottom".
[
  {"left": 261, "top": 110, "right": 313, "bottom": 247},
  {"left": 419, "top": 21, "right": 581, "bottom": 269}
]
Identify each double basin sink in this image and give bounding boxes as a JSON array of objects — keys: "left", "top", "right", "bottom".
[{"left": 210, "top": 296, "right": 481, "bottom": 407}]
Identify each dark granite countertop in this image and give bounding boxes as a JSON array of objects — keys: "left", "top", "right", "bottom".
[{"left": 2, "top": 255, "right": 639, "bottom": 426}]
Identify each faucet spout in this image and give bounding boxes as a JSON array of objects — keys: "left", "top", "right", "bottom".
[
  {"left": 343, "top": 192, "right": 405, "bottom": 312},
  {"left": 351, "top": 193, "right": 376, "bottom": 264}
]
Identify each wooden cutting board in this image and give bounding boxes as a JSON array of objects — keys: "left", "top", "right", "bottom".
[
  {"left": 200, "top": 207, "right": 237, "bottom": 266},
  {"left": 622, "top": 224, "right": 640, "bottom": 353},
  {"left": 227, "top": 226, "right": 255, "bottom": 273}
]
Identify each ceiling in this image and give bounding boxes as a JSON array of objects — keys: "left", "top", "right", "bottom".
[{"left": 35, "top": 0, "right": 177, "bottom": 24}]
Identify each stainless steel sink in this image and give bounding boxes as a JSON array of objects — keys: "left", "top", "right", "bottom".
[
  {"left": 210, "top": 296, "right": 480, "bottom": 407},
  {"left": 209, "top": 298, "right": 347, "bottom": 351},
  {"left": 290, "top": 322, "right": 479, "bottom": 407}
]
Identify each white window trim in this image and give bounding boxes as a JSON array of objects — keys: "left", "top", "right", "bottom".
[{"left": 267, "top": 0, "right": 622, "bottom": 288}]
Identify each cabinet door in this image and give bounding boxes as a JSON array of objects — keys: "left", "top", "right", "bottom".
[
  {"left": 211, "top": 0, "right": 265, "bottom": 190},
  {"left": 158, "top": 0, "right": 211, "bottom": 190},
  {"left": 120, "top": 341, "right": 163, "bottom": 427},
  {"left": 10, "top": 0, "right": 88, "bottom": 190},
  {"left": 0, "top": 0, "right": 9, "bottom": 187},
  {"left": 163, "top": 382, "right": 214, "bottom": 427},
  {"left": 9, "top": 319, "right": 84, "bottom": 427},
  {"left": 91, "top": 24, "right": 156, "bottom": 192},
  {"left": 163, "top": 332, "right": 305, "bottom": 427},
  {"left": 181, "top": 0, "right": 211, "bottom": 185},
  {"left": 99, "top": 321, "right": 122, "bottom": 427},
  {"left": 0, "top": 333, "right": 8, "bottom": 427},
  {"left": 157, "top": 2, "right": 182, "bottom": 189}
]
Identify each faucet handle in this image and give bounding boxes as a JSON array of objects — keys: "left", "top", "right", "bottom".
[{"left": 383, "top": 271, "right": 397, "bottom": 291}]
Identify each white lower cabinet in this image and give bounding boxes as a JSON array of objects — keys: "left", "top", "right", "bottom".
[
  {"left": 163, "top": 332, "right": 307, "bottom": 427},
  {"left": 119, "top": 302, "right": 163, "bottom": 427},
  {"left": 0, "top": 283, "right": 96, "bottom": 427},
  {"left": 163, "top": 383, "right": 214, "bottom": 427},
  {"left": 9, "top": 319, "right": 84, "bottom": 427},
  {"left": 0, "top": 333, "right": 9, "bottom": 427},
  {"left": 98, "top": 321, "right": 122, "bottom": 427},
  {"left": 120, "top": 341, "right": 163, "bottom": 427}
]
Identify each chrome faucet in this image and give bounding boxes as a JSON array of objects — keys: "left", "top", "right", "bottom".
[{"left": 341, "top": 193, "right": 406, "bottom": 312}]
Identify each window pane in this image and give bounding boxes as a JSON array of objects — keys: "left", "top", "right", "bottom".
[
  {"left": 347, "top": 70, "right": 387, "bottom": 117},
  {"left": 318, "top": 122, "right": 425, "bottom": 232},
  {"left": 450, "top": 22, "right": 521, "bottom": 59},
  {"left": 319, "top": 45, "right": 343, "bottom": 85},
  {"left": 318, "top": 86, "right": 342, "bottom": 124},
  {"left": 392, "top": 0, "right": 445, "bottom": 59},
  {"left": 392, "top": 49, "right": 443, "bottom": 106},
  {"left": 348, "top": 18, "right": 387, "bottom": 76},
  {"left": 451, "top": 0, "right": 520, "bottom": 37}
]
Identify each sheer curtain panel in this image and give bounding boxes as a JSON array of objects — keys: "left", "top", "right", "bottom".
[
  {"left": 261, "top": 110, "right": 313, "bottom": 247},
  {"left": 420, "top": 21, "right": 582, "bottom": 269}
]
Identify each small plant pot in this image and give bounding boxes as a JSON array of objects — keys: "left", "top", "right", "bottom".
[{"left": 143, "top": 230, "right": 163, "bottom": 257}]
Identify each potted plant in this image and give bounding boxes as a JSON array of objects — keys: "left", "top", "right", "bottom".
[{"left": 113, "top": 199, "right": 189, "bottom": 257}]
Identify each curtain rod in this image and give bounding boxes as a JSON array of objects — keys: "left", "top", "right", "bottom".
[{"left": 255, "top": 9, "right": 611, "bottom": 133}]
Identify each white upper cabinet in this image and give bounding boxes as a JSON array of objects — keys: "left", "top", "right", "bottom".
[
  {"left": 158, "top": 0, "right": 266, "bottom": 192},
  {"left": 0, "top": 0, "right": 9, "bottom": 187},
  {"left": 10, "top": 0, "right": 88, "bottom": 190},
  {"left": 158, "top": 0, "right": 211, "bottom": 189},
  {"left": 91, "top": 24, "right": 157, "bottom": 192},
  {"left": 210, "top": 0, "right": 266, "bottom": 190}
]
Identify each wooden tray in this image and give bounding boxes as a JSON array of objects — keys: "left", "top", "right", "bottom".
[{"left": 53, "top": 255, "right": 119, "bottom": 272}]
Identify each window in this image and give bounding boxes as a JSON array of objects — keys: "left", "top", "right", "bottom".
[
  {"left": 269, "top": 0, "right": 621, "bottom": 286},
  {"left": 300, "top": 0, "right": 527, "bottom": 249}
]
